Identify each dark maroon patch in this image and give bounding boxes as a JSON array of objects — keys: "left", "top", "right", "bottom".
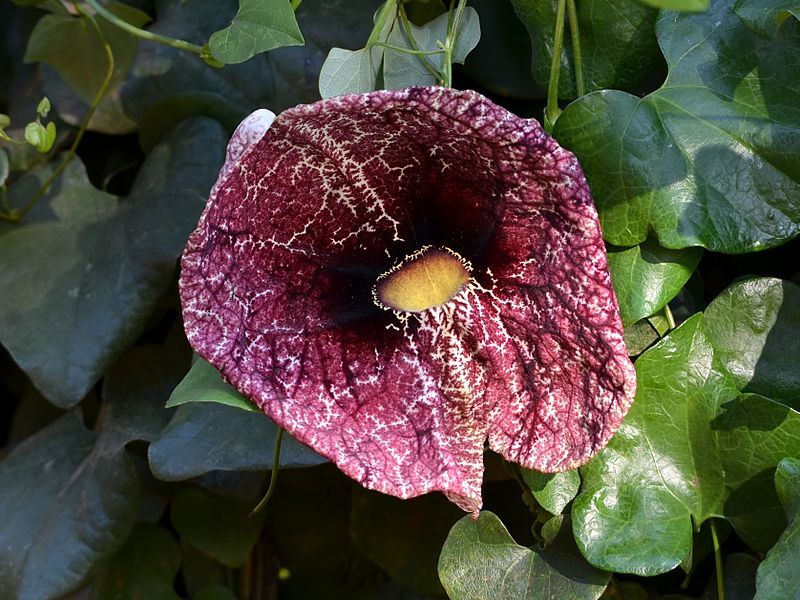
[{"left": 180, "top": 87, "right": 636, "bottom": 512}]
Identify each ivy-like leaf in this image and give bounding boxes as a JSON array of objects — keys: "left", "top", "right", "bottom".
[
  {"left": 573, "top": 278, "right": 800, "bottom": 575},
  {"left": 554, "top": 0, "right": 800, "bottom": 252},
  {"left": 521, "top": 469, "right": 580, "bottom": 515},
  {"left": 438, "top": 511, "right": 609, "bottom": 599},
  {"left": 0, "top": 118, "right": 224, "bottom": 408},
  {"left": 24, "top": 2, "right": 150, "bottom": 134},
  {"left": 167, "top": 358, "right": 259, "bottom": 412},
  {"left": 754, "top": 458, "right": 800, "bottom": 599},
  {"left": 383, "top": 7, "right": 480, "bottom": 89},
  {"left": 208, "top": 0, "right": 304, "bottom": 64},
  {"left": 349, "top": 487, "right": 463, "bottom": 594},
  {"left": 0, "top": 345, "right": 180, "bottom": 599},
  {"left": 171, "top": 488, "right": 266, "bottom": 568},
  {"left": 735, "top": 0, "right": 800, "bottom": 37},
  {"left": 607, "top": 239, "right": 702, "bottom": 325},
  {"left": 510, "top": 0, "right": 661, "bottom": 99},
  {"left": 318, "top": 46, "right": 384, "bottom": 98},
  {"left": 148, "top": 402, "right": 326, "bottom": 481},
  {"left": 91, "top": 524, "right": 182, "bottom": 600}
]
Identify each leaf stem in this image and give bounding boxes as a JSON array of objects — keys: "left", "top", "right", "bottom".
[
  {"left": 441, "top": 0, "right": 468, "bottom": 88},
  {"left": 710, "top": 518, "right": 725, "bottom": 600},
  {"left": 82, "top": 0, "right": 206, "bottom": 57},
  {"left": 664, "top": 303, "right": 676, "bottom": 331},
  {"left": 373, "top": 42, "right": 445, "bottom": 56},
  {"left": 565, "top": 0, "right": 584, "bottom": 97},
  {"left": 0, "top": 5, "right": 115, "bottom": 223},
  {"left": 367, "top": 0, "right": 398, "bottom": 48},
  {"left": 250, "top": 428, "right": 284, "bottom": 517},
  {"left": 397, "top": 4, "right": 443, "bottom": 81},
  {"left": 546, "top": 0, "right": 567, "bottom": 133}
]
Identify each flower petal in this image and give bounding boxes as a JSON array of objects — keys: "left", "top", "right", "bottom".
[{"left": 180, "top": 87, "right": 635, "bottom": 511}]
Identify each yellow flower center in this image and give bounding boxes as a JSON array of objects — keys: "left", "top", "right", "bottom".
[{"left": 374, "top": 246, "right": 471, "bottom": 313}]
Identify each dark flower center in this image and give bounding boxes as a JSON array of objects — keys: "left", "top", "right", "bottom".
[{"left": 373, "top": 246, "right": 471, "bottom": 313}]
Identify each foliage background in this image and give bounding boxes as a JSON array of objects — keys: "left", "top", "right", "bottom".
[{"left": 0, "top": 0, "right": 799, "bottom": 598}]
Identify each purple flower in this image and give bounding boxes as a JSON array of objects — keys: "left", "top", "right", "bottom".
[{"left": 180, "top": 87, "right": 636, "bottom": 513}]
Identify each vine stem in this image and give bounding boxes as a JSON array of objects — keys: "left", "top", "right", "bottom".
[
  {"left": 250, "top": 428, "right": 284, "bottom": 517},
  {"left": 367, "top": 0, "right": 398, "bottom": 47},
  {"left": 82, "top": 0, "right": 205, "bottom": 57},
  {"left": 664, "top": 303, "right": 676, "bottom": 331},
  {"left": 545, "top": 0, "right": 567, "bottom": 133},
  {"left": 0, "top": 4, "right": 115, "bottom": 223},
  {"left": 710, "top": 518, "right": 726, "bottom": 600},
  {"left": 441, "top": 0, "right": 468, "bottom": 88},
  {"left": 565, "top": 0, "right": 584, "bottom": 97},
  {"left": 397, "top": 4, "right": 443, "bottom": 82}
]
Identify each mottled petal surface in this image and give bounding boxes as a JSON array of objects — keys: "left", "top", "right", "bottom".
[{"left": 180, "top": 87, "right": 636, "bottom": 512}]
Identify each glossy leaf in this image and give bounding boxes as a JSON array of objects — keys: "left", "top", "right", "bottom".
[
  {"left": 554, "top": 0, "right": 800, "bottom": 252},
  {"left": 521, "top": 469, "right": 580, "bottom": 515},
  {"left": 607, "top": 239, "right": 702, "bottom": 325},
  {"left": 148, "top": 402, "right": 326, "bottom": 481},
  {"left": 0, "top": 118, "right": 225, "bottom": 407},
  {"left": 754, "top": 458, "right": 800, "bottom": 599},
  {"left": 735, "top": 0, "right": 800, "bottom": 37},
  {"left": 171, "top": 488, "right": 265, "bottom": 568},
  {"left": 0, "top": 345, "right": 180, "bottom": 599},
  {"left": 383, "top": 7, "right": 480, "bottom": 89},
  {"left": 166, "top": 358, "right": 259, "bottom": 412},
  {"left": 24, "top": 2, "right": 150, "bottom": 134},
  {"left": 91, "top": 524, "right": 181, "bottom": 600},
  {"left": 438, "top": 511, "right": 609, "bottom": 600},
  {"left": 209, "top": 0, "right": 304, "bottom": 64},
  {"left": 349, "top": 487, "right": 463, "bottom": 594},
  {"left": 510, "top": 0, "right": 661, "bottom": 99},
  {"left": 573, "top": 278, "right": 800, "bottom": 575}
]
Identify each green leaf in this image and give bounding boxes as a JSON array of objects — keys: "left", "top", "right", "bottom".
[
  {"left": 509, "top": 0, "right": 661, "bottom": 99},
  {"left": 438, "top": 511, "right": 609, "bottom": 600},
  {"left": 349, "top": 486, "right": 463, "bottom": 594},
  {"left": 635, "top": 0, "right": 709, "bottom": 9},
  {"left": 521, "top": 469, "right": 580, "bottom": 515},
  {"left": 171, "top": 488, "right": 266, "bottom": 568},
  {"left": 23, "top": 121, "right": 55, "bottom": 153},
  {"left": 0, "top": 345, "right": 180, "bottom": 599},
  {"left": 736, "top": 0, "right": 800, "bottom": 37},
  {"left": 209, "top": 0, "right": 304, "bottom": 64},
  {"left": 607, "top": 239, "right": 702, "bottom": 325},
  {"left": 24, "top": 3, "right": 150, "bottom": 105},
  {"left": 149, "top": 402, "right": 326, "bottom": 481},
  {"left": 0, "top": 118, "right": 225, "bottom": 408},
  {"left": 36, "top": 96, "right": 50, "bottom": 118},
  {"left": 572, "top": 278, "right": 800, "bottom": 575},
  {"left": 167, "top": 358, "right": 259, "bottom": 412},
  {"left": 754, "top": 458, "right": 800, "bottom": 599},
  {"left": 383, "top": 7, "right": 480, "bottom": 89},
  {"left": 554, "top": 0, "right": 800, "bottom": 252},
  {"left": 194, "top": 585, "right": 239, "bottom": 600},
  {"left": 91, "top": 524, "right": 181, "bottom": 600},
  {"left": 319, "top": 46, "right": 384, "bottom": 98}
]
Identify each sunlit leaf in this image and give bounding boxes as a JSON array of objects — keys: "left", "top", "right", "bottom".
[
  {"left": 573, "top": 278, "right": 800, "bottom": 575},
  {"left": 554, "top": 0, "right": 800, "bottom": 252},
  {"left": 167, "top": 358, "right": 259, "bottom": 412},
  {"left": 208, "top": 0, "right": 304, "bottom": 64},
  {"left": 521, "top": 469, "right": 580, "bottom": 515},
  {"left": 438, "top": 511, "right": 609, "bottom": 599}
]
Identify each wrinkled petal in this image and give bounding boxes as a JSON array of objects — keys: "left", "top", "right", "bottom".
[{"left": 180, "top": 87, "right": 635, "bottom": 511}]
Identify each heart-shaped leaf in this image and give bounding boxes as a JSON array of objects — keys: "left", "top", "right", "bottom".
[
  {"left": 0, "top": 118, "right": 224, "bottom": 408},
  {"left": 573, "top": 278, "right": 800, "bottom": 575},
  {"left": 554, "top": 0, "right": 800, "bottom": 252},
  {"left": 438, "top": 511, "right": 609, "bottom": 599},
  {"left": 208, "top": 0, "right": 304, "bottom": 65},
  {"left": 167, "top": 358, "right": 259, "bottom": 412},
  {"left": 521, "top": 469, "right": 580, "bottom": 515}
]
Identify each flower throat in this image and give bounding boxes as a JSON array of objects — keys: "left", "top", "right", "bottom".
[{"left": 373, "top": 246, "right": 471, "bottom": 313}]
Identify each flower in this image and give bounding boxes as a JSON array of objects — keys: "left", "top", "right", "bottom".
[{"left": 180, "top": 87, "right": 636, "bottom": 513}]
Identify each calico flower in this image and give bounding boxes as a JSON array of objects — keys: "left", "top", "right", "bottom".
[{"left": 179, "top": 87, "right": 636, "bottom": 513}]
